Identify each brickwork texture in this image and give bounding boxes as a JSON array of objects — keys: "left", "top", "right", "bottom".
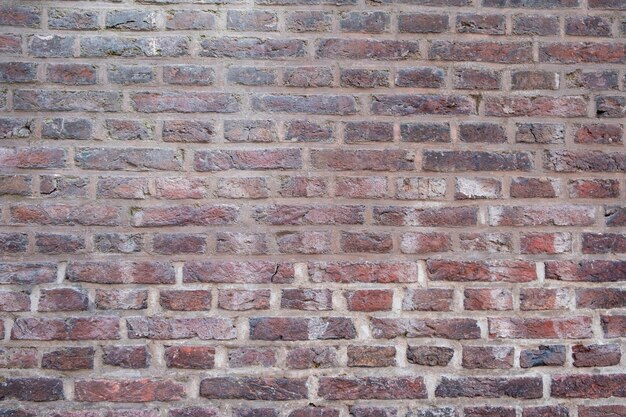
[{"left": 1, "top": 0, "right": 626, "bottom": 415}]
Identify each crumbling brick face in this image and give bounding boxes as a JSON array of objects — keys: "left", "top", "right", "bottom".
[{"left": 0, "top": 0, "right": 625, "bottom": 415}]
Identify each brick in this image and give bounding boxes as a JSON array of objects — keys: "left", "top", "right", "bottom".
[
  {"left": 0, "top": 233, "right": 27, "bottom": 254},
  {"left": 457, "top": 14, "right": 505, "bottom": 34},
  {"left": 546, "top": 260, "right": 626, "bottom": 282},
  {"left": 403, "top": 288, "right": 453, "bottom": 311},
  {"left": 165, "top": 346, "right": 215, "bottom": 369},
  {"left": 0, "top": 5, "right": 40, "bottom": 27},
  {"left": 200, "top": 37, "right": 305, "bottom": 59},
  {"left": 319, "top": 377, "right": 427, "bottom": 400},
  {"left": 42, "top": 118, "right": 93, "bottom": 140},
  {"left": 396, "top": 177, "right": 447, "bottom": 199},
  {"left": 568, "top": 17, "right": 612, "bottom": 38},
  {"left": 399, "top": 13, "right": 449, "bottom": 33},
  {"left": 227, "top": 10, "right": 278, "bottom": 31},
  {"left": 276, "top": 231, "right": 331, "bottom": 254},
  {"left": 455, "top": 177, "right": 502, "bottom": 199},
  {"left": 341, "top": 69, "right": 388, "bottom": 88},
  {"left": 569, "top": 179, "right": 619, "bottom": 198},
  {"left": 10, "top": 203, "right": 119, "bottom": 226},
  {"left": 185, "top": 261, "right": 293, "bottom": 284},
  {"left": 108, "top": 65, "right": 154, "bottom": 84},
  {"left": 228, "top": 67, "right": 276, "bottom": 86},
  {"left": 29, "top": 35, "right": 74, "bottom": 57},
  {"left": 423, "top": 151, "right": 533, "bottom": 172},
  {"left": 286, "top": 120, "right": 333, "bottom": 142},
  {"left": 131, "top": 92, "right": 239, "bottom": 113},
  {"left": 340, "top": 232, "right": 392, "bottom": 253},
  {"left": 287, "top": 347, "right": 338, "bottom": 369},
  {"left": 520, "top": 288, "right": 569, "bottom": 310},
  {"left": 454, "top": 68, "right": 501, "bottom": 90},
  {"left": 406, "top": 346, "right": 454, "bottom": 366},
  {"left": 163, "top": 120, "right": 215, "bottom": 143},
  {"left": 436, "top": 376, "right": 542, "bottom": 399},
  {"left": 0, "top": 347, "right": 37, "bottom": 368},
  {"left": 345, "top": 290, "right": 393, "bottom": 311},
  {"left": 40, "top": 175, "right": 88, "bottom": 197},
  {"left": 312, "top": 150, "right": 414, "bottom": 171},
  {"left": 567, "top": 70, "right": 618, "bottom": 90},
  {"left": 131, "top": 205, "right": 238, "bottom": 227},
  {"left": 465, "top": 407, "right": 514, "bottom": 417},
  {"left": 574, "top": 123, "right": 622, "bottom": 145},
  {"left": 374, "top": 206, "right": 477, "bottom": 227},
  {"left": 289, "top": 407, "right": 339, "bottom": 417},
  {"left": 282, "top": 289, "right": 332, "bottom": 311},
  {"left": 597, "top": 96, "right": 626, "bottom": 118},
  {"left": 234, "top": 409, "right": 278, "bottom": 417},
  {"left": 310, "top": 261, "right": 417, "bottom": 283},
  {"left": 602, "top": 315, "right": 626, "bottom": 337},
  {"left": 39, "top": 288, "right": 88, "bottom": 312},
  {"left": 165, "top": 10, "right": 215, "bottom": 30},
  {"left": 250, "top": 317, "right": 356, "bottom": 340},
  {"left": 371, "top": 318, "right": 480, "bottom": 340},
  {"left": 464, "top": 288, "right": 513, "bottom": 311},
  {"left": 12, "top": 317, "right": 120, "bottom": 340},
  {"left": 485, "top": 96, "right": 587, "bottom": 117},
  {"left": 127, "top": 317, "right": 236, "bottom": 340},
  {"left": 428, "top": 260, "right": 536, "bottom": 282},
  {"left": 217, "top": 232, "right": 268, "bottom": 255},
  {"left": 0, "top": 263, "right": 56, "bottom": 285},
  {"left": 286, "top": 11, "right": 332, "bottom": 32},
  {"left": 200, "top": 378, "right": 307, "bottom": 401},
  {"left": 489, "top": 317, "right": 593, "bottom": 339},
  {"left": 520, "top": 232, "right": 572, "bottom": 254},
  {"left": 254, "top": 205, "right": 363, "bottom": 225},
  {"left": 0, "top": 118, "right": 32, "bottom": 139},
  {"left": 520, "top": 345, "right": 566, "bottom": 368},
  {"left": 48, "top": 8, "right": 98, "bottom": 30},
  {"left": 512, "top": 15, "right": 559, "bottom": 35},
  {"left": 0, "top": 34, "right": 22, "bottom": 55},
  {"left": 14, "top": 90, "right": 121, "bottom": 112},
  {"left": 540, "top": 42, "right": 626, "bottom": 64},
  {"left": 95, "top": 233, "right": 143, "bottom": 254},
  {"left": 160, "top": 290, "right": 211, "bottom": 310},
  {"left": 510, "top": 177, "right": 560, "bottom": 198},
  {"left": 0, "top": 378, "right": 63, "bottom": 401},
  {"left": 582, "top": 233, "right": 626, "bottom": 253},
  {"left": 607, "top": 206, "right": 626, "bottom": 226},
  {"left": 0, "top": 291, "right": 30, "bottom": 312},
  {"left": 106, "top": 120, "right": 154, "bottom": 141},
  {"left": 579, "top": 406, "right": 626, "bottom": 417},
  {"left": 229, "top": 347, "right": 276, "bottom": 367},
  {"left": 218, "top": 177, "right": 269, "bottom": 199},
  {"left": 551, "top": 374, "right": 626, "bottom": 398},
  {"left": 336, "top": 176, "right": 388, "bottom": 197},
  {"left": 195, "top": 149, "right": 301, "bottom": 171},
  {"left": 489, "top": 205, "right": 595, "bottom": 226},
  {"left": 462, "top": 346, "right": 514, "bottom": 369},
  {"left": 576, "top": 288, "right": 626, "bottom": 308},
  {"left": 351, "top": 407, "right": 398, "bottom": 417},
  {"left": 511, "top": 71, "right": 558, "bottom": 90},
  {"left": 372, "top": 94, "right": 475, "bottom": 116},
  {"left": 573, "top": 344, "right": 621, "bottom": 367},
  {"left": 430, "top": 41, "right": 532, "bottom": 63},
  {"left": 484, "top": 0, "right": 579, "bottom": 6},
  {"left": 106, "top": 10, "right": 157, "bottom": 31},
  {"left": 460, "top": 232, "right": 512, "bottom": 252},
  {"left": 81, "top": 36, "right": 188, "bottom": 57},
  {"left": 218, "top": 289, "right": 271, "bottom": 311},
  {"left": 316, "top": 39, "right": 421, "bottom": 60},
  {"left": 96, "top": 289, "right": 147, "bottom": 310},
  {"left": 75, "top": 379, "right": 185, "bottom": 402},
  {"left": 279, "top": 176, "right": 327, "bottom": 197},
  {"left": 97, "top": 177, "right": 149, "bottom": 199},
  {"left": 102, "top": 346, "right": 150, "bottom": 368},
  {"left": 67, "top": 261, "right": 175, "bottom": 284},
  {"left": 400, "top": 232, "right": 452, "bottom": 254},
  {"left": 0, "top": 62, "right": 37, "bottom": 83},
  {"left": 347, "top": 346, "right": 396, "bottom": 367},
  {"left": 42, "top": 347, "right": 94, "bottom": 370},
  {"left": 516, "top": 123, "right": 564, "bottom": 143}
]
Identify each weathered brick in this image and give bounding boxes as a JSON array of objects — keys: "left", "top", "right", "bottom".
[
  {"left": 319, "top": 377, "right": 427, "bottom": 400},
  {"left": 546, "top": 260, "right": 626, "bottom": 282},
  {"left": 430, "top": 41, "right": 533, "bottom": 63},
  {"left": 436, "top": 376, "right": 542, "bottom": 399},
  {"left": 14, "top": 90, "right": 121, "bottom": 112},
  {"left": 489, "top": 205, "right": 595, "bottom": 226},
  {"left": 48, "top": 8, "right": 98, "bottom": 30},
  {"left": 227, "top": 10, "right": 278, "bottom": 31},
  {"left": 29, "top": 35, "right": 74, "bottom": 57},
  {"left": 184, "top": 261, "right": 294, "bottom": 284},
  {"left": 200, "top": 378, "right": 307, "bottom": 401},
  {"left": 540, "top": 42, "right": 626, "bottom": 64},
  {"left": 195, "top": 149, "right": 301, "bottom": 171},
  {"left": 317, "top": 39, "right": 420, "bottom": 60},
  {"left": 67, "top": 261, "right": 175, "bottom": 284},
  {"left": 250, "top": 317, "right": 356, "bottom": 340},
  {"left": 462, "top": 346, "right": 514, "bottom": 369},
  {"left": 12, "top": 317, "right": 120, "bottom": 340},
  {"left": 102, "top": 346, "right": 150, "bottom": 368},
  {"left": 42, "top": 347, "right": 94, "bottom": 370},
  {"left": 0, "top": 378, "right": 63, "bottom": 401},
  {"left": 165, "top": 346, "right": 215, "bottom": 369},
  {"left": 160, "top": 289, "right": 211, "bottom": 310},
  {"left": 551, "top": 374, "right": 626, "bottom": 398},
  {"left": 485, "top": 96, "right": 587, "bottom": 117},
  {"left": 341, "top": 69, "right": 388, "bottom": 88},
  {"left": 573, "top": 344, "right": 621, "bottom": 367},
  {"left": 457, "top": 14, "right": 505, "bottom": 34},
  {"left": 464, "top": 288, "right": 513, "bottom": 310},
  {"left": 345, "top": 290, "right": 393, "bottom": 311},
  {"left": 81, "top": 36, "right": 188, "bottom": 57},
  {"left": 200, "top": 37, "right": 305, "bottom": 59},
  {"left": 0, "top": 291, "right": 30, "bottom": 312},
  {"left": 282, "top": 288, "right": 332, "bottom": 311},
  {"left": 399, "top": 13, "right": 449, "bottom": 33},
  {"left": 75, "top": 379, "right": 185, "bottom": 402},
  {"left": 165, "top": 10, "right": 215, "bottom": 30},
  {"left": 371, "top": 318, "right": 480, "bottom": 340},
  {"left": 520, "top": 288, "right": 569, "bottom": 310},
  {"left": 131, "top": 205, "right": 238, "bottom": 227},
  {"left": 489, "top": 317, "right": 593, "bottom": 339},
  {"left": 127, "top": 317, "right": 236, "bottom": 340},
  {"left": 406, "top": 346, "right": 454, "bottom": 366},
  {"left": 520, "top": 345, "right": 566, "bottom": 368}
]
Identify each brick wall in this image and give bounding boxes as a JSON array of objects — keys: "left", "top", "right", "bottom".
[{"left": 1, "top": 0, "right": 625, "bottom": 415}]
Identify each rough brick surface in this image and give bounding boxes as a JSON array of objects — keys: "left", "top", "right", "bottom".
[{"left": 0, "top": 0, "right": 624, "bottom": 414}]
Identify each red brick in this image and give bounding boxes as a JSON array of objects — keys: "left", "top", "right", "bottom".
[
  {"left": 371, "top": 318, "right": 480, "bottom": 340},
  {"left": 602, "top": 315, "right": 626, "bottom": 337},
  {"left": 286, "top": 347, "right": 338, "bottom": 369},
  {"left": 200, "top": 378, "right": 307, "bottom": 400},
  {"left": 0, "top": 378, "right": 63, "bottom": 401},
  {"left": 403, "top": 289, "right": 454, "bottom": 311},
  {"left": 485, "top": 96, "right": 587, "bottom": 117},
  {"left": 250, "top": 317, "right": 356, "bottom": 341},
  {"left": 430, "top": 41, "right": 533, "bottom": 63},
  {"left": 489, "top": 205, "right": 595, "bottom": 226},
  {"left": 160, "top": 290, "right": 211, "bottom": 311},
  {"left": 374, "top": 206, "right": 477, "bottom": 227},
  {"left": 428, "top": 260, "right": 536, "bottom": 282},
  {"left": 75, "top": 379, "right": 185, "bottom": 402},
  {"left": 406, "top": 346, "right": 454, "bottom": 366},
  {"left": 42, "top": 347, "right": 94, "bottom": 370},
  {"left": 540, "top": 42, "right": 626, "bottom": 64},
  {"left": 462, "top": 346, "right": 514, "bottom": 369},
  {"left": 39, "top": 288, "right": 88, "bottom": 312},
  {"left": 347, "top": 346, "right": 396, "bottom": 367},
  {"left": 67, "top": 261, "right": 174, "bottom": 284},
  {"left": 579, "top": 406, "right": 626, "bottom": 417},
  {"left": 399, "top": 13, "right": 449, "bottom": 33},
  {"left": 312, "top": 149, "right": 414, "bottom": 171},
  {"left": 436, "top": 376, "right": 542, "bottom": 399},
  {"left": 0, "top": 262, "right": 57, "bottom": 285},
  {"left": 12, "top": 317, "right": 120, "bottom": 340},
  {"left": 520, "top": 345, "right": 566, "bottom": 368},
  {"left": 551, "top": 374, "right": 626, "bottom": 398},
  {"left": 464, "top": 288, "right": 513, "bottom": 311},
  {"left": 520, "top": 288, "right": 569, "bottom": 311},
  {"left": 281, "top": 289, "right": 332, "bottom": 311},
  {"left": 573, "top": 344, "right": 621, "bottom": 367},
  {"left": 102, "top": 346, "right": 150, "bottom": 369},
  {"left": 489, "top": 317, "right": 593, "bottom": 339},
  {"left": 0, "top": 347, "right": 37, "bottom": 368},
  {"left": 576, "top": 288, "right": 626, "bottom": 309},
  {"left": 316, "top": 39, "right": 419, "bottom": 60},
  {"left": 165, "top": 346, "right": 215, "bottom": 369},
  {"left": 309, "top": 262, "right": 417, "bottom": 283},
  {"left": 546, "top": 260, "right": 626, "bottom": 282},
  {"left": 131, "top": 205, "right": 238, "bottom": 227},
  {"left": 520, "top": 232, "right": 572, "bottom": 254},
  {"left": 0, "top": 290, "right": 30, "bottom": 312},
  {"left": 400, "top": 232, "right": 451, "bottom": 254},
  {"left": 345, "top": 290, "right": 393, "bottom": 312},
  {"left": 126, "top": 317, "right": 236, "bottom": 340},
  {"left": 184, "top": 261, "right": 293, "bottom": 284},
  {"left": 318, "top": 377, "right": 426, "bottom": 400},
  {"left": 229, "top": 347, "right": 276, "bottom": 368},
  {"left": 218, "top": 289, "right": 271, "bottom": 311}
]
